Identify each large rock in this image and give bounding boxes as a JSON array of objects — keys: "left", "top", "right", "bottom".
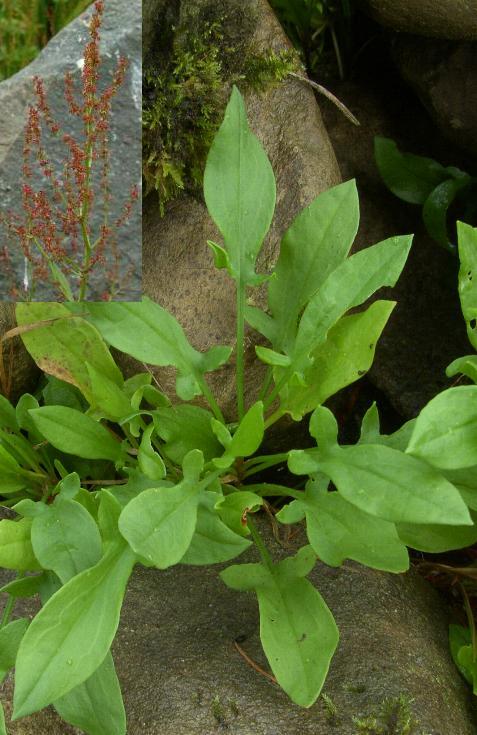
[
  {"left": 318, "top": 69, "right": 471, "bottom": 419},
  {"left": 1, "top": 519, "right": 475, "bottom": 734},
  {"left": 141, "top": 0, "right": 341, "bottom": 419},
  {"left": 392, "top": 37, "right": 477, "bottom": 159},
  {"left": 359, "top": 0, "right": 477, "bottom": 40},
  {"left": 0, "top": 304, "right": 39, "bottom": 403},
  {"left": 0, "top": 0, "right": 141, "bottom": 300}
]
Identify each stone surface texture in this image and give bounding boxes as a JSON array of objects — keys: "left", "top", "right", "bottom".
[
  {"left": 1, "top": 520, "right": 475, "bottom": 734},
  {"left": 141, "top": 0, "right": 341, "bottom": 420},
  {"left": 0, "top": 0, "right": 142, "bottom": 300},
  {"left": 359, "top": 0, "right": 477, "bottom": 40},
  {"left": 391, "top": 36, "right": 477, "bottom": 159},
  {"left": 0, "top": 304, "right": 39, "bottom": 404}
]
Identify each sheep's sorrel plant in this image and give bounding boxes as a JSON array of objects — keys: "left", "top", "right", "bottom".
[
  {"left": 1, "top": 88, "right": 477, "bottom": 733},
  {"left": 0, "top": 0, "right": 139, "bottom": 302}
]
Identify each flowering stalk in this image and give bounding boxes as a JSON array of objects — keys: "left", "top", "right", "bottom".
[{"left": 0, "top": 0, "right": 139, "bottom": 301}]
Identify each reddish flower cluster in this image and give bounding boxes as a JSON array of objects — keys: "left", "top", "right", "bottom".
[{"left": 0, "top": 0, "right": 139, "bottom": 301}]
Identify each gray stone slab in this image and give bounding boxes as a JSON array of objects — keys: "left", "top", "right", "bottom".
[{"left": 0, "top": 0, "right": 142, "bottom": 300}]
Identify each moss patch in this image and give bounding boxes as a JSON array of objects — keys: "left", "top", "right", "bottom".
[
  {"left": 352, "top": 695, "right": 425, "bottom": 735},
  {"left": 143, "top": 1, "right": 298, "bottom": 213}
]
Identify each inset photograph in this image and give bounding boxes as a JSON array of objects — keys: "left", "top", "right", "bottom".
[{"left": 0, "top": 0, "right": 141, "bottom": 301}]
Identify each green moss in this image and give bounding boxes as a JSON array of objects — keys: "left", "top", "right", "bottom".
[
  {"left": 211, "top": 694, "right": 228, "bottom": 726},
  {"left": 352, "top": 695, "right": 422, "bottom": 735},
  {"left": 142, "top": 2, "right": 298, "bottom": 214},
  {"left": 322, "top": 692, "right": 339, "bottom": 722}
]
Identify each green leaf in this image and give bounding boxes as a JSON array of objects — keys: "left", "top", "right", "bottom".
[
  {"left": 118, "top": 450, "right": 204, "bottom": 568},
  {"left": 449, "top": 625, "right": 476, "bottom": 689},
  {"left": 13, "top": 541, "right": 135, "bottom": 718},
  {"left": 0, "top": 395, "right": 18, "bottom": 432},
  {"left": 0, "top": 702, "right": 5, "bottom": 735},
  {"left": 255, "top": 346, "right": 291, "bottom": 367},
  {"left": 54, "top": 652, "right": 126, "bottom": 735},
  {"left": 81, "top": 299, "right": 232, "bottom": 401},
  {"left": 138, "top": 425, "right": 166, "bottom": 481},
  {"left": 0, "top": 429, "right": 41, "bottom": 473},
  {"left": 215, "top": 491, "right": 263, "bottom": 536},
  {"left": 292, "top": 236, "right": 412, "bottom": 368},
  {"left": 42, "top": 376, "right": 86, "bottom": 411},
  {"left": 16, "top": 303, "right": 123, "bottom": 404},
  {"left": 15, "top": 394, "right": 42, "bottom": 439},
  {"left": 0, "top": 518, "right": 40, "bottom": 571},
  {"left": 0, "top": 446, "right": 27, "bottom": 493},
  {"left": 214, "top": 402, "right": 264, "bottom": 468},
  {"left": 447, "top": 355, "right": 477, "bottom": 384},
  {"left": 422, "top": 176, "right": 471, "bottom": 249},
  {"left": 407, "top": 386, "right": 477, "bottom": 469},
  {"left": 457, "top": 222, "right": 477, "bottom": 350},
  {"left": 203, "top": 85, "right": 276, "bottom": 286},
  {"left": 86, "top": 362, "right": 132, "bottom": 420},
  {"left": 267, "top": 180, "right": 359, "bottom": 352},
  {"left": 397, "top": 519, "right": 477, "bottom": 553},
  {"left": 29, "top": 406, "right": 124, "bottom": 462},
  {"left": 278, "top": 301, "right": 395, "bottom": 420},
  {"left": 97, "top": 491, "right": 123, "bottom": 547},
  {"left": 374, "top": 137, "right": 449, "bottom": 205},
  {"left": 0, "top": 618, "right": 29, "bottom": 682},
  {"left": 457, "top": 647, "right": 477, "bottom": 694},
  {"left": 297, "top": 487, "right": 409, "bottom": 572},
  {"left": 180, "top": 491, "right": 251, "bottom": 565},
  {"left": 48, "top": 261, "right": 74, "bottom": 301},
  {"left": 359, "top": 402, "right": 381, "bottom": 443},
  {"left": 289, "top": 444, "right": 471, "bottom": 526},
  {"left": 221, "top": 547, "right": 339, "bottom": 707},
  {"left": 0, "top": 574, "right": 45, "bottom": 598},
  {"left": 31, "top": 498, "right": 103, "bottom": 584},
  {"left": 445, "top": 466, "right": 477, "bottom": 510},
  {"left": 308, "top": 406, "right": 338, "bottom": 451},
  {"left": 153, "top": 405, "right": 223, "bottom": 464}
]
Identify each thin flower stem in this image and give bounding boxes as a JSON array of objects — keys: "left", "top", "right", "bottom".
[{"left": 78, "top": 112, "right": 94, "bottom": 301}]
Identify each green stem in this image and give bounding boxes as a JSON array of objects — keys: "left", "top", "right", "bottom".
[
  {"left": 236, "top": 282, "right": 246, "bottom": 421},
  {"left": 243, "top": 452, "right": 289, "bottom": 470},
  {"left": 258, "top": 366, "right": 273, "bottom": 401},
  {"left": 462, "top": 584, "right": 477, "bottom": 662},
  {"left": 243, "top": 456, "right": 289, "bottom": 479},
  {"left": 247, "top": 517, "right": 273, "bottom": 569},
  {"left": 198, "top": 377, "right": 225, "bottom": 424},
  {"left": 264, "top": 408, "right": 284, "bottom": 430},
  {"left": 263, "top": 371, "right": 289, "bottom": 412},
  {"left": 245, "top": 482, "right": 303, "bottom": 499}
]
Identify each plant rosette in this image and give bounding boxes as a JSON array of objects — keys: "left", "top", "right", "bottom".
[{"left": 0, "top": 88, "right": 476, "bottom": 733}]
